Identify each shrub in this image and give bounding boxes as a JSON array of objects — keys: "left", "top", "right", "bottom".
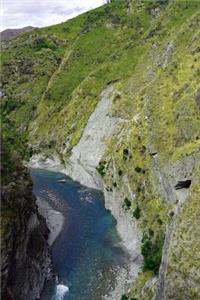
[
  {"left": 133, "top": 205, "right": 141, "bottom": 219},
  {"left": 141, "top": 234, "right": 164, "bottom": 274},
  {"left": 149, "top": 228, "right": 154, "bottom": 237},
  {"left": 123, "top": 148, "right": 129, "bottom": 160},
  {"left": 121, "top": 296, "right": 137, "bottom": 300},
  {"left": 48, "top": 139, "right": 56, "bottom": 149},
  {"left": 96, "top": 161, "right": 106, "bottom": 177},
  {"left": 123, "top": 197, "right": 131, "bottom": 209},
  {"left": 118, "top": 169, "right": 123, "bottom": 176},
  {"left": 135, "top": 166, "right": 142, "bottom": 173},
  {"left": 121, "top": 295, "right": 128, "bottom": 300},
  {"left": 62, "top": 27, "right": 70, "bottom": 33},
  {"left": 33, "top": 37, "right": 57, "bottom": 51}
]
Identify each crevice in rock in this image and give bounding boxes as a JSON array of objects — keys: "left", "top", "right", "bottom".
[{"left": 174, "top": 179, "right": 192, "bottom": 190}]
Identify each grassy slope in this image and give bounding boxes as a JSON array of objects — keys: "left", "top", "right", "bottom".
[
  {"left": 1, "top": 0, "right": 200, "bottom": 298},
  {"left": 28, "top": 1, "right": 153, "bottom": 155}
]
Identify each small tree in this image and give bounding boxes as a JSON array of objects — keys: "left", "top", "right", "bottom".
[
  {"left": 123, "top": 198, "right": 131, "bottom": 209},
  {"left": 141, "top": 234, "right": 164, "bottom": 274},
  {"left": 121, "top": 295, "right": 128, "bottom": 300},
  {"left": 133, "top": 206, "right": 141, "bottom": 219}
]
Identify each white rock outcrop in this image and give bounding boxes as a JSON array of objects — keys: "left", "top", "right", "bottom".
[{"left": 65, "top": 86, "right": 121, "bottom": 189}]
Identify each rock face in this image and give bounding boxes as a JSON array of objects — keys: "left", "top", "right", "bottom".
[
  {"left": 1, "top": 165, "right": 53, "bottom": 300},
  {"left": 65, "top": 85, "right": 122, "bottom": 189},
  {"left": 152, "top": 154, "right": 198, "bottom": 205}
]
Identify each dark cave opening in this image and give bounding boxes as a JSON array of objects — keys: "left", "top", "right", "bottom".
[{"left": 174, "top": 179, "right": 192, "bottom": 190}]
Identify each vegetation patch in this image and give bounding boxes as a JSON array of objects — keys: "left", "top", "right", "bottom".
[
  {"left": 123, "top": 197, "right": 132, "bottom": 210},
  {"left": 132, "top": 205, "right": 141, "bottom": 219},
  {"left": 141, "top": 233, "right": 165, "bottom": 274},
  {"left": 96, "top": 161, "right": 107, "bottom": 177}
]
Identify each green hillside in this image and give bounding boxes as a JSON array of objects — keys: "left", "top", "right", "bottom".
[{"left": 1, "top": 0, "right": 200, "bottom": 299}]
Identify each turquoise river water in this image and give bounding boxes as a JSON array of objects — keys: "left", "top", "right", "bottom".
[{"left": 31, "top": 169, "right": 130, "bottom": 300}]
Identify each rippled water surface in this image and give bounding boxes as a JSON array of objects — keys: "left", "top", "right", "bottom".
[{"left": 31, "top": 169, "right": 129, "bottom": 300}]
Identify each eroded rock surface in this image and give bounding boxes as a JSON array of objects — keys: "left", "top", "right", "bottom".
[
  {"left": 65, "top": 86, "right": 122, "bottom": 189},
  {"left": 1, "top": 165, "right": 54, "bottom": 300}
]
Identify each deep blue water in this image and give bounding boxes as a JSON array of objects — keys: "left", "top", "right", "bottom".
[{"left": 31, "top": 169, "right": 129, "bottom": 300}]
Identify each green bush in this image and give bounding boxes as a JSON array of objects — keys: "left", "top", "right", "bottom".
[
  {"left": 96, "top": 161, "right": 106, "bottom": 177},
  {"left": 135, "top": 166, "right": 145, "bottom": 174},
  {"left": 118, "top": 169, "right": 123, "bottom": 176},
  {"left": 133, "top": 205, "right": 141, "bottom": 219},
  {"left": 33, "top": 37, "right": 57, "bottom": 51},
  {"left": 121, "top": 295, "right": 137, "bottom": 300},
  {"left": 141, "top": 234, "right": 164, "bottom": 274},
  {"left": 121, "top": 295, "right": 128, "bottom": 300},
  {"left": 123, "top": 197, "right": 131, "bottom": 209},
  {"left": 123, "top": 148, "right": 129, "bottom": 160}
]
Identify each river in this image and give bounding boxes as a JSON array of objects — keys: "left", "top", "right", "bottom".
[{"left": 31, "top": 169, "right": 131, "bottom": 300}]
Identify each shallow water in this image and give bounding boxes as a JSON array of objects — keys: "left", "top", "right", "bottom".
[{"left": 31, "top": 169, "right": 130, "bottom": 300}]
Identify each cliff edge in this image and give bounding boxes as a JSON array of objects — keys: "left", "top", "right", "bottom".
[{"left": 1, "top": 140, "right": 53, "bottom": 300}]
